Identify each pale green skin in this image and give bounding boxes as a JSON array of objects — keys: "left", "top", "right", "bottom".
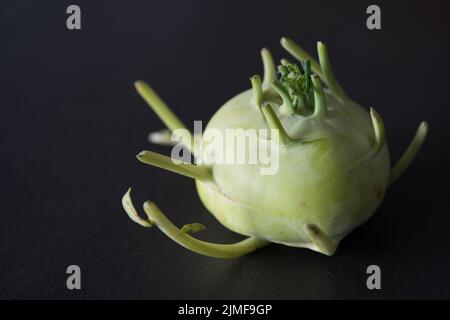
[
  {"left": 124, "top": 39, "right": 427, "bottom": 258},
  {"left": 196, "top": 89, "right": 390, "bottom": 251}
]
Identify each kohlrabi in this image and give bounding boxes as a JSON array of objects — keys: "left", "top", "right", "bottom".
[{"left": 122, "top": 37, "right": 428, "bottom": 258}]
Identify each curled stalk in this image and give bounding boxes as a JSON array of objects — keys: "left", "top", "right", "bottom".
[
  {"left": 261, "top": 103, "right": 291, "bottom": 145},
  {"left": 389, "top": 121, "right": 428, "bottom": 185},
  {"left": 122, "top": 189, "right": 270, "bottom": 258},
  {"left": 122, "top": 188, "right": 153, "bottom": 227}
]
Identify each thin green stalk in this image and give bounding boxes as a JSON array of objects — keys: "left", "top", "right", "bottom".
[
  {"left": 280, "top": 37, "right": 324, "bottom": 79},
  {"left": 250, "top": 75, "right": 263, "bottom": 107},
  {"left": 261, "top": 103, "right": 291, "bottom": 145},
  {"left": 135, "top": 81, "right": 195, "bottom": 153},
  {"left": 261, "top": 48, "right": 277, "bottom": 87},
  {"left": 317, "top": 42, "right": 346, "bottom": 99},
  {"left": 136, "top": 150, "right": 212, "bottom": 182},
  {"left": 271, "top": 80, "right": 295, "bottom": 114},
  {"left": 389, "top": 121, "right": 428, "bottom": 185},
  {"left": 135, "top": 81, "right": 187, "bottom": 132},
  {"left": 311, "top": 75, "right": 327, "bottom": 117}
]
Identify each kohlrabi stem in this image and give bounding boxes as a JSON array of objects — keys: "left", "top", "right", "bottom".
[
  {"left": 135, "top": 81, "right": 196, "bottom": 154},
  {"left": 271, "top": 80, "right": 295, "bottom": 114},
  {"left": 389, "top": 121, "right": 428, "bottom": 185},
  {"left": 317, "top": 42, "right": 346, "bottom": 99},
  {"left": 250, "top": 75, "right": 263, "bottom": 107},
  {"left": 261, "top": 103, "right": 291, "bottom": 145},
  {"left": 261, "top": 48, "right": 277, "bottom": 87},
  {"left": 135, "top": 81, "right": 186, "bottom": 132},
  {"left": 370, "top": 108, "right": 385, "bottom": 153},
  {"left": 311, "top": 75, "right": 327, "bottom": 118},
  {"left": 281, "top": 37, "right": 323, "bottom": 79},
  {"left": 136, "top": 150, "right": 212, "bottom": 182},
  {"left": 122, "top": 189, "right": 270, "bottom": 258},
  {"left": 280, "top": 38, "right": 347, "bottom": 101},
  {"left": 304, "top": 224, "right": 337, "bottom": 256}
]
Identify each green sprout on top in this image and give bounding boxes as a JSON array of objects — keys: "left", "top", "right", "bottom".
[
  {"left": 278, "top": 60, "right": 314, "bottom": 111},
  {"left": 271, "top": 60, "right": 318, "bottom": 115}
]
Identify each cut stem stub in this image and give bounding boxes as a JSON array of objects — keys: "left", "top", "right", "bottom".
[{"left": 304, "top": 224, "right": 337, "bottom": 256}]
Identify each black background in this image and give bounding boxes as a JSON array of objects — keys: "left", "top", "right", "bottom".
[{"left": 0, "top": 0, "right": 449, "bottom": 299}]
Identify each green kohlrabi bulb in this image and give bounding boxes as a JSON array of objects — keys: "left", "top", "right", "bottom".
[{"left": 122, "top": 37, "right": 428, "bottom": 258}]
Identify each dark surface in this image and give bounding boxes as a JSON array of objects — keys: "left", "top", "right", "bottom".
[{"left": 0, "top": 0, "right": 449, "bottom": 299}]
